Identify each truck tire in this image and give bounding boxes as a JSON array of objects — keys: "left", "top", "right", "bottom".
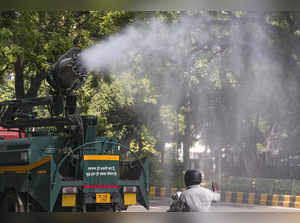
[{"left": 0, "top": 190, "right": 24, "bottom": 212}]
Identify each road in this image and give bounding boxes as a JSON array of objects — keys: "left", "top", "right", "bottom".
[{"left": 126, "top": 198, "right": 300, "bottom": 212}]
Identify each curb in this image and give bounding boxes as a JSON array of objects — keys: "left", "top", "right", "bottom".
[
  {"left": 149, "top": 186, "right": 300, "bottom": 208},
  {"left": 221, "top": 191, "right": 300, "bottom": 208}
]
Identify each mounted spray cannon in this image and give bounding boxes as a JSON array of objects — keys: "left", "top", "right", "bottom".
[
  {"left": 0, "top": 47, "right": 150, "bottom": 212},
  {"left": 0, "top": 47, "right": 89, "bottom": 130},
  {"left": 47, "top": 47, "right": 88, "bottom": 95}
]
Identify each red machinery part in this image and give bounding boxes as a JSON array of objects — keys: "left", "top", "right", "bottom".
[{"left": 0, "top": 127, "right": 25, "bottom": 140}]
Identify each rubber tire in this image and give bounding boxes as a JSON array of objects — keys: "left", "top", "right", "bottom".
[{"left": 0, "top": 190, "right": 24, "bottom": 212}]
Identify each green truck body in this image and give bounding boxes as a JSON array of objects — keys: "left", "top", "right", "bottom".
[{"left": 0, "top": 117, "right": 149, "bottom": 212}]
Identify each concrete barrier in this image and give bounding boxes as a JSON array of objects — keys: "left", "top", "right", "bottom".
[
  {"left": 220, "top": 191, "right": 300, "bottom": 208},
  {"left": 149, "top": 186, "right": 300, "bottom": 208}
]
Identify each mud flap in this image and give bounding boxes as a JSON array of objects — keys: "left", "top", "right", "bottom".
[{"left": 119, "top": 158, "right": 149, "bottom": 209}]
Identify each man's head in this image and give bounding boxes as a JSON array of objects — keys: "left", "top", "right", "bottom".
[{"left": 184, "top": 169, "right": 202, "bottom": 187}]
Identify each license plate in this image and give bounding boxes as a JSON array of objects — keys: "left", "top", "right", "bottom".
[
  {"left": 62, "top": 194, "right": 76, "bottom": 207},
  {"left": 124, "top": 193, "right": 136, "bottom": 205},
  {"left": 96, "top": 193, "right": 111, "bottom": 203}
]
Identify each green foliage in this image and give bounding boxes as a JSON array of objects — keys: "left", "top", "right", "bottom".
[
  {"left": 0, "top": 79, "right": 15, "bottom": 101},
  {"left": 220, "top": 176, "right": 254, "bottom": 192},
  {"left": 86, "top": 71, "right": 160, "bottom": 154},
  {"left": 221, "top": 176, "right": 300, "bottom": 195},
  {"left": 149, "top": 154, "right": 185, "bottom": 188}
]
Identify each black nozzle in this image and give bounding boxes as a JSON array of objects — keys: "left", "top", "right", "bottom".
[
  {"left": 71, "top": 53, "right": 89, "bottom": 78},
  {"left": 47, "top": 47, "right": 89, "bottom": 94}
]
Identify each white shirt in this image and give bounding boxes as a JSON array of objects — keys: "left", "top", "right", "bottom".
[{"left": 179, "top": 185, "right": 220, "bottom": 212}]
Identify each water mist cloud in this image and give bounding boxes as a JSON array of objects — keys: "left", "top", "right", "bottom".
[
  {"left": 80, "top": 12, "right": 293, "bottom": 179},
  {"left": 80, "top": 15, "right": 210, "bottom": 74}
]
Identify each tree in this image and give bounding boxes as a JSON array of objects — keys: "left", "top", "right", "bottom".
[{"left": 0, "top": 10, "right": 137, "bottom": 100}]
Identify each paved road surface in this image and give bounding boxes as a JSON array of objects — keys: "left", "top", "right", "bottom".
[{"left": 126, "top": 198, "right": 300, "bottom": 212}]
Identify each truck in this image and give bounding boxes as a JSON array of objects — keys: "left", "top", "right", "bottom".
[{"left": 0, "top": 48, "right": 149, "bottom": 212}]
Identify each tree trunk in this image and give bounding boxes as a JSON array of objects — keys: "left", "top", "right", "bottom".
[
  {"left": 183, "top": 113, "right": 191, "bottom": 170},
  {"left": 14, "top": 56, "right": 25, "bottom": 99},
  {"left": 241, "top": 145, "right": 258, "bottom": 177},
  {"left": 156, "top": 141, "right": 164, "bottom": 165},
  {"left": 14, "top": 55, "right": 47, "bottom": 100},
  {"left": 183, "top": 141, "right": 190, "bottom": 169},
  {"left": 241, "top": 120, "right": 258, "bottom": 177},
  {"left": 161, "top": 145, "right": 165, "bottom": 165}
]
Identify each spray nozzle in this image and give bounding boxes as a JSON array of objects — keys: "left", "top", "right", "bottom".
[{"left": 47, "top": 47, "right": 90, "bottom": 94}]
